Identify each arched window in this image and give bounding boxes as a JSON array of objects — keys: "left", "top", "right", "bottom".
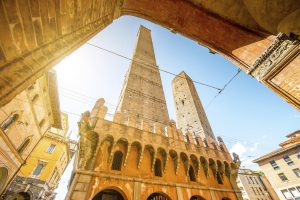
[
  {"left": 147, "top": 193, "right": 170, "bottom": 200},
  {"left": 92, "top": 189, "right": 125, "bottom": 200},
  {"left": 1, "top": 114, "right": 19, "bottom": 131},
  {"left": 111, "top": 151, "right": 123, "bottom": 171},
  {"left": 217, "top": 172, "right": 223, "bottom": 184},
  {"left": 189, "top": 165, "right": 196, "bottom": 182},
  {"left": 17, "top": 138, "right": 31, "bottom": 154},
  {"left": 190, "top": 196, "right": 205, "bottom": 200},
  {"left": 154, "top": 159, "right": 162, "bottom": 177}
]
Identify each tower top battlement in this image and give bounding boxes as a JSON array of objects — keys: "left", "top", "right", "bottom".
[{"left": 88, "top": 98, "right": 230, "bottom": 159}]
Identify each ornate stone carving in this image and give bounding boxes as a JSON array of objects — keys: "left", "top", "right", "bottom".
[
  {"left": 78, "top": 111, "right": 99, "bottom": 170},
  {"left": 250, "top": 33, "right": 299, "bottom": 80},
  {"left": 232, "top": 152, "right": 240, "bottom": 164}
]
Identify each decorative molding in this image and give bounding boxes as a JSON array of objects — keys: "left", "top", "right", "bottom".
[
  {"left": 249, "top": 33, "right": 299, "bottom": 80},
  {"left": 75, "top": 170, "right": 242, "bottom": 193}
]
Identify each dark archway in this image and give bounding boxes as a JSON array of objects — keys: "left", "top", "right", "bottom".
[
  {"left": 0, "top": 167, "right": 8, "bottom": 190},
  {"left": 222, "top": 198, "right": 231, "bottom": 200},
  {"left": 147, "top": 193, "right": 171, "bottom": 200},
  {"left": 111, "top": 151, "right": 123, "bottom": 171},
  {"left": 154, "top": 159, "right": 162, "bottom": 177},
  {"left": 190, "top": 195, "right": 205, "bottom": 200},
  {"left": 92, "top": 189, "right": 125, "bottom": 200},
  {"left": 189, "top": 165, "right": 196, "bottom": 182},
  {"left": 9, "top": 192, "right": 31, "bottom": 200}
]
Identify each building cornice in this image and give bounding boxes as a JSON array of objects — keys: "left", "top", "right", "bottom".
[
  {"left": 75, "top": 169, "right": 241, "bottom": 193},
  {"left": 253, "top": 143, "right": 299, "bottom": 163}
]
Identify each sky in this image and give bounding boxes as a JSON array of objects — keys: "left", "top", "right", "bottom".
[{"left": 53, "top": 16, "right": 300, "bottom": 199}]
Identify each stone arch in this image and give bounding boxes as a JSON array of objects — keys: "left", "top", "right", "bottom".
[
  {"left": 147, "top": 192, "right": 171, "bottom": 200},
  {"left": 129, "top": 141, "right": 142, "bottom": 168},
  {"left": 180, "top": 152, "right": 189, "bottom": 176},
  {"left": 92, "top": 188, "right": 127, "bottom": 200},
  {"left": 200, "top": 156, "right": 208, "bottom": 177},
  {"left": 100, "top": 134, "right": 114, "bottom": 146},
  {"left": 217, "top": 160, "right": 224, "bottom": 176},
  {"left": 111, "top": 138, "right": 128, "bottom": 166},
  {"left": 157, "top": 147, "right": 167, "bottom": 173},
  {"left": 140, "top": 144, "right": 155, "bottom": 175},
  {"left": 209, "top": 158, "right": 217, "bottom": 179},
  {"left": 224, "top": 161, "right": 231, "bottom": 178},
  {"left": 190, "top": 154, "right": 199, "bottom": 177},
  {"left": 190, "top": 195, "right": 206, "bottom": 200},
  {"left": 95, "top": 134, "right": 114, "bottom": 171},
  {"left": 169, "top": 149, "right": 179, "bottom": 175},
  {"left": 216, "top": 160, "right": 224, "bottom": 184},
  {"left": 0, "top": 167, "right": 8, "bottom": 191}
]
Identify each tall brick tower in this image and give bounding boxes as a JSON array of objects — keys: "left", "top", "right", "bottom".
[
  {"left": 172, "top": 71, "right": 215, "bottom": 141},
  {"left": 66, "top": 26, "right": 241, "bottom": 200},
  {"left": 117, "top": 26, "right": 169, "bottom": 127}
]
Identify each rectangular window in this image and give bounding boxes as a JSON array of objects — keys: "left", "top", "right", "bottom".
[
  {"left": 282, "top": 189, "right": 293, "bottom": 199},
  {"left": 246, "top": 176, "right": 250, "bottom": 184},
  {"left": 270, "top": 160, "right": 280, "bottom": 170},
  {"left": 47, "top": 144, "right": 56, "bottom": 153},
  {"left": 283, "top": 155, "right": 294, "bottom": 165},
  {"left": 32, "top": 163, "right": 44, "bottom": 177},
  {"left": 289, "top": 188, "right": 300, "bottom": 197},
  {"left": 249, "top": 177, "right": 254, "bottom": 184},
  {"left": 254, "top": 177, "right": 259, "bottom": 184},
  {"left": 252, "top": 187, "right": 257, "bottom": 195},
  {"left": 293, "top": 168, "right": 300, "bottom": 177},
  {"left": 278, "top": 173, "right": 288, "bottom": 181}
]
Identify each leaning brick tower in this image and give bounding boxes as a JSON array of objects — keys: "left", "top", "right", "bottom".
[{"left": 66, "top": 26, "right": 241, "bottom": 200}]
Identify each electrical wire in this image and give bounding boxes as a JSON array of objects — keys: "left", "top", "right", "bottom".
[
  {"left": 86, "top": 42, "right": 222, "bottom": 91},
  {"left": 206, "top": 69, "right": 241, "bottom": 108}
]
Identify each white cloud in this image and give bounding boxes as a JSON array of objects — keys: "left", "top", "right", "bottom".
[
  {"left": 229, "top": 142, "right": 260, "bottom": 169},
  {"left": 229, "top": 142, "right": 247, "bottom": 156},
  {"left": 249, "top": 142, "right": 259, "bottom": 152}
]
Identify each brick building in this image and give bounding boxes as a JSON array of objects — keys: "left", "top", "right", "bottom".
[
  {"left": 0, "top": 70, "right": 61, "bottom": 197},
  {"left": 4, "top": 113, "right": 76, "bottom": 200},
  {"left": 66, "top": 26, "right": 242, "bottom": 200},
  {"left": 236, "top": 169, "right": 278, "bottom": 200},
  {"left": 253, "top": 130, "right": 300, "bottom": 200}
]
